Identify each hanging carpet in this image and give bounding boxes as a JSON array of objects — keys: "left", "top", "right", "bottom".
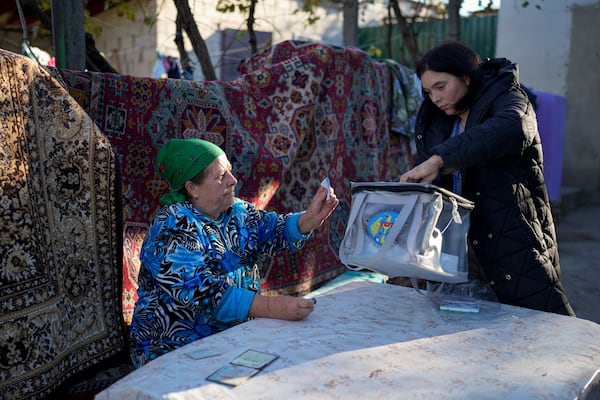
[{"left": 51, "top": 40, "right": 418, "bottom": 324}]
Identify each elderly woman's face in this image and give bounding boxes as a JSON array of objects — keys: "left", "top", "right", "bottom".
[
  {"left": 420, "top": 70, "right": 470, "bottom": 116},
  {"left": 189, "top": 154, "right": 238, "bottom": 219}
]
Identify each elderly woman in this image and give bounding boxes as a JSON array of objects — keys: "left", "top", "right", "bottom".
[{"left": 129, "top": 138, "right": 339, "bottom": 367}]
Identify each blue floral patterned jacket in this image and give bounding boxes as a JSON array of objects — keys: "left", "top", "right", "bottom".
[{"left": 129, "top": 199, "right": 309, "bottom": 367}]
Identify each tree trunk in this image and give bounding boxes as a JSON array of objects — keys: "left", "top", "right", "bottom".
[
  {"left": 22, "top": 0, "right": 118, "bottom": 72},
  {"left": 447, "top": 0, "right": 462, "bottom": 42},
  {"left": 172, "top": 0, "right": 217, "bottom": 81},
  {"left": 175, "top": 13, "right": 194, "bottom": 78},
  {"left": 386, "top": 6, "right": 392, "bottom": 58},
  {"left": 389, "top": 0, "right": 419, "bottom": 69},
  {"left": 247, "top": 0, "right": 257, "bottom": 54},
  {"left": 51, "top": 0, "right": 86, "bottom": 70},
  {"left": 342, "top": 0, "right": 358, "bottom": 47}
]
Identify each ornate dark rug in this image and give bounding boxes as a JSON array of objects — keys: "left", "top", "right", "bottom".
[
  {"left": 57, "top": 361, "right": 134, "bottom": 400},
  {"left": 51, "top": 40, "right": 420, "bottom": 325},
  {"left": 0, "top": 49, "right": 126, "bottom": 399}
]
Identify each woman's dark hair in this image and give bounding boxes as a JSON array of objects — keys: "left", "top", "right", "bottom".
[{"left": 416, "top": 40, "right": 482, "bottom": 113}]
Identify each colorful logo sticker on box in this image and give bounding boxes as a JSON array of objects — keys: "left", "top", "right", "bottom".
[{"left": 368, "top": 211, "right": 398, "bottom": 246}]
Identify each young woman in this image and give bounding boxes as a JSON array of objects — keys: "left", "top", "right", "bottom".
[{"left": 401, "top": 41, "right": 574, "bottom": 316}]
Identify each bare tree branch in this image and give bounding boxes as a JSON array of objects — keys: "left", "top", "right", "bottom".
[
  {"left": 172, "top": 0, "right": 217, "bottom": 80},
  {"left": 247, "top": 0, "right": 257, "bottom": 54},
  {"left": 175, "top": 12, "right": 194, "bottom": 77},
  {"left": 389, "top": 0, "right": 420, "bottom": 68}
]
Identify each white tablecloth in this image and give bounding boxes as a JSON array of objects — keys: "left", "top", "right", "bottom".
[{"left": 96, "top": 281, "right": 600, "bottom": 399}]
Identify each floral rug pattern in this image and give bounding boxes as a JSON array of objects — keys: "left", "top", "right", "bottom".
[{"left": 52, "top": 40, "right": 419, "bottom": 324}]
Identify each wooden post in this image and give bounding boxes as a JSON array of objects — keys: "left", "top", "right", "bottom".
[
  {"left": 51, "top": 0, "right": 85, "bottom": 70},
  {"left": 448, "top": 0, "right": 462, "bottom": 42},
  {"left": 343, "top": 0, "right": 358, "bottom": 47}
]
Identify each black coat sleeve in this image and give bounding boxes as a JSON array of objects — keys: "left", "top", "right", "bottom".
[{"left": 432, "top": 88, "right": 537, "bottom": 174}]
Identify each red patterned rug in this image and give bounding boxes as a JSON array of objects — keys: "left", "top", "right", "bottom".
[{"left": 51, "top": 40, "right": 418, "bottom": 325}]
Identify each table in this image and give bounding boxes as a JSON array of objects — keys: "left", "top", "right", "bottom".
[{"left": 96, "top": 281, "right": 600, "bottom": 399}]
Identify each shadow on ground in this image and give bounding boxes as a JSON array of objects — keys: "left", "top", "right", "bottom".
[{"left": 555, "top": 189, "right": 600, "bottom": 324}]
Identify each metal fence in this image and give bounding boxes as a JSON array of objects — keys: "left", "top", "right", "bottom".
[{"left": 358, "top": 15, "right": 498, "bottom": 70}]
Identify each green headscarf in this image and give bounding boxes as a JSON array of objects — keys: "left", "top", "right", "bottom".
[{"left": 156, "top": 138, "right": 225, "bottom": 205}]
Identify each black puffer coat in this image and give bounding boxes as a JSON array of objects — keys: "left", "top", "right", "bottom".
[{"left": 414, "top": 58, "right": 574, "bottom": 316}]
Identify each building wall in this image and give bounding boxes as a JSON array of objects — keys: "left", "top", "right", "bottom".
[
  {"left": 92, "top": 0, "right": 394, "bottom": 79},
  {"left": 496, "top": 0, "right": 575, "bottom": 96},
  {"left": 564, "top": 4, "right": 600, "bottom": 190},
  {"left": 92, "top": 1, "right": 158, "bottom": 76},
  {"left": 496, "top": 0, "right": 600, "bottom": 191}
]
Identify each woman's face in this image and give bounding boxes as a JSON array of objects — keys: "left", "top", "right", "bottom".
[
  {"left": 187, "top": 154, "right": 238, "bottom": 219},
  {"left": 420, "top": 70, "right": 470, "bottom": 116}
]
